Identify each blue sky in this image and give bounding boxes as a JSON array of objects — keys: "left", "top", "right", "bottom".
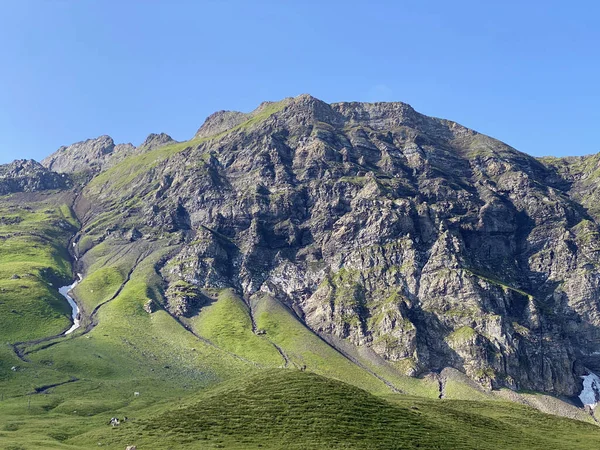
[{"left": 1, "top": 0, "right": 598, "bottom": 164}]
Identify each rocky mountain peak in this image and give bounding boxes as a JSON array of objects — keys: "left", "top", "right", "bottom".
[
  {"left": 192, "top": 94, "right": 472, "bottom": 146},
  {"left": 0, "top": 158, "right": 69, "bottom": 194},
  {"left": 194, "top": 110, "right": 249, "bottom": 139},
  {"left": 41, "top": 135, "right": 136, "bottom": 174},
  {"left": 195, "top": 95, "right": 345, "bottom": 140},
  {"left": 281, "top": 94, "right": 345, "bottom": 127},
  {"left": 1, "top": 158, "right": 45, "bottom": 174},
  {"left": 140, "top": 133, "right": 176, "bottom": 150}
]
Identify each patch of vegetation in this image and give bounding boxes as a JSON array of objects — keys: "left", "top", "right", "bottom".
[
  {"left": 73, "top": 266, "right": 124, "bottom": 313},
  {"left": 573, "top": 219, "right": 600, "bottom": 245},
  {"left": 0, "top": 197, "right": 76, "bottom": 342},
  {"left": 86, "top": 138, "right": 207, "bottom": 194},
  {"left": 368, "top": 292, "right": 413, "bottom": 328},
  {"left": 253, "top": 294, "right": 392, "bottom": 393},
  {"left": 424, "top": 304, "right": 482, "bottom": 319},
  {"left": 464, "top": 268, "right": 533, "bottom": 299},
  {"left": 373, "top": 333, "right": 407, "bottom": 355},
  {"left": 442, "top": 376, "right": 493, "bottom": 401},
  {"left": 338, "top": 175, "right": 368, "bottom": 185},
  {"left": 446, "top": 326, "right": 477, "bottom": 345},
  {"left": 234, "top": 99, "right": 290, "bottom": 132},
  {"left": 391, "top": 357, "right": 419, "bottom": 375},
  {"left": 191, "top": 289, "right": 284, "bottom": 366},
  {"left": 327, "top": 268, "right": 365, "bottom": 307},
  {"left": 512, "top": 321, "right": 531, "bottom": 337},
  {"left": 475, "top": 366, "right": 497, "bottom": 380}
]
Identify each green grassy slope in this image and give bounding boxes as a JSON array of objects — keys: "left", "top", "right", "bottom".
[
  {"left": 2, "top": 368, "right": 598, "bottom": 449},
  {"left": 190, "top": 289, "right": 285, "bottom": 366},
  {"left": 26, "top": 248, "right": 254, "bottom": 386},
  {"left": 69, "top": 370, "right": 600, "bottom": 450},
  {"left": 0, "top": 244, "right": 258, "bottom": 449},
  {"left": 0, "top": 193, "right": 77, "bottom": 343}
]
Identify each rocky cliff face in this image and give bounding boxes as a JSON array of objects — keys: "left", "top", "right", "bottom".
[
  {"left": 0, "top": 159, "right": 70, "bottom": 194},
  {"left": 36, "top": 94, "right": 600, "bottom": 397}
]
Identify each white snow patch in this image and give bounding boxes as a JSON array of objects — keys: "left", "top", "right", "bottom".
[
  {"left": 579, "top": 372, "right": 600, "bottom": 408},
  {"left": 59, "top": 277, "right": 82, "bottom": 335}
]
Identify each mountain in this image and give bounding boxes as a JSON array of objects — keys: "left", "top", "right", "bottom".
[{"left": 3, "top": 94, "right": 600, "bottom": 448}]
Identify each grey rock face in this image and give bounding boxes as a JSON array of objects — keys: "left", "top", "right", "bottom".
[
  {"left": 0, "top": 159, "right": 70, "bottom": 194},
  {"left": 65, "top": 95, "right": 600, "bottom": 396},
  {"left": 163, "top": 279, "right": 206, "bottom": 318},
  {"left": 140, "top": 133, "right": 176, "bottom": 151},
  {"left": 41, "top": 135, "right": 135, "bottom": 174},
  {"left": 195, "top": 110, "right": 248, "bottom": 139}
]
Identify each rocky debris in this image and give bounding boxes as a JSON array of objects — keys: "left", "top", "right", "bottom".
[
  {"left": 0, "top": 159, "right": 70, "bottom": 194},
  {"left": 0, "top": 216, "right": 23, "bottom": 225},
  {"left": 62, "top": 94, "right": 600, "bottom": 396}
]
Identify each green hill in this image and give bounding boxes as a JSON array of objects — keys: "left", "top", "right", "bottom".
[{"left": 70, "top": 370, "right": 600, "bottom": 450}]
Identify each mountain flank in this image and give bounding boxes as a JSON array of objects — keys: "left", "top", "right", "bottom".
[{"left": 3, "top": 94, "right": 600, "bottom": 447}]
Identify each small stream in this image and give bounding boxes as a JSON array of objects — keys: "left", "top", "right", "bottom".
[{"left": 58, "top": 273, "right": 83, "bottom": 335}]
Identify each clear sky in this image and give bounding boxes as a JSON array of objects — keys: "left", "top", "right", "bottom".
[{"left": 1, "top": 0, "right": 598, "bottom": 164}]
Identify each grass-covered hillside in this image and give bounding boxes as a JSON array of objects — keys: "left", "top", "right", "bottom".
[
  {"left": 2, "top": 368, "right": 600, "bottom": 449},
  {"left": 30, "top": 370, "right": 600, "bottom": 450},
  {"left": 0, "top": 191, "right": 77, "bottom": 344}
]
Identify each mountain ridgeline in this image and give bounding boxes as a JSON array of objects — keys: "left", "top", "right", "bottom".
[{"left": 6, "top": 94, "right": 600, "bottom": 408}]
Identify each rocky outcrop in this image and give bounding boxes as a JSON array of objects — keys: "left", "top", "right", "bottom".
[
  {"left": 164, "top": 280, "right": 206, "bottom": 317},
  {"left": 0, "top": 159, "right": 70, "bottom": 194},
  {"left": 195, "top": 110, "right": 248, "bottom": 139},
  {"left": 41, "top": 135, "right": 136, "bottom": 174},
  {"left": 140, "top": 133, "right": 176, "bottom": 151}
]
